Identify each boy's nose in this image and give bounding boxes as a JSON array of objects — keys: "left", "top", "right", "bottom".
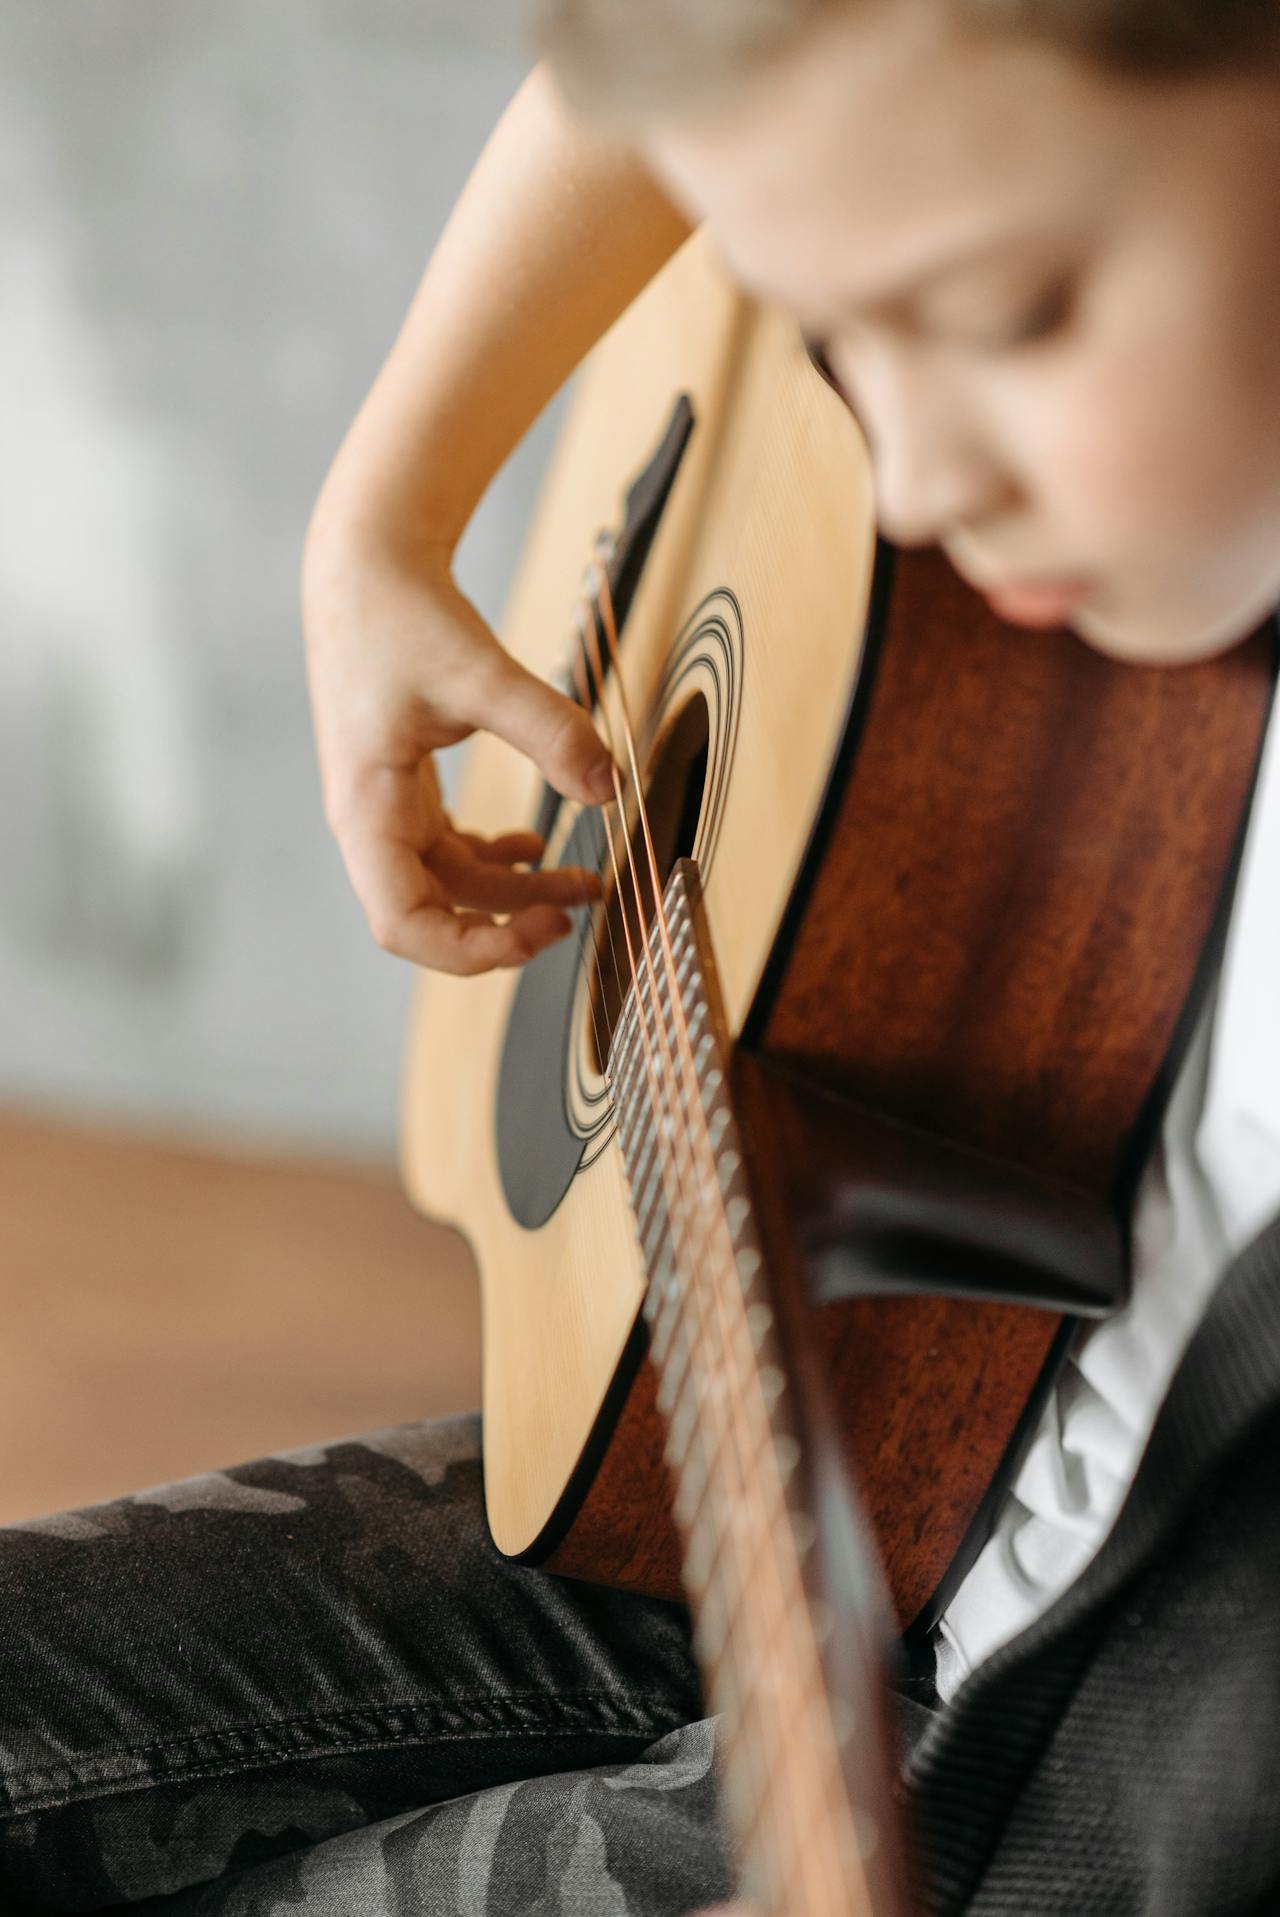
[
  {"left": 871, "top": 416, "right": 1017, "bottom": 552},
  {"left": 836, "top": 343, "right": 1018, "bottom": 551}
]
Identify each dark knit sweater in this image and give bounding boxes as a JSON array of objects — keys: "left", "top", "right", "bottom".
[{"left": 905, "top": 1205, "right": 1280, "bottom": 1914}]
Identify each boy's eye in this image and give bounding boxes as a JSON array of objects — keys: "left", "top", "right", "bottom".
[
  {"left": 801, "top": 332, "right": 867, "bottom": 431},
  {"left": 803, "top": 333, "right": 840, "bottom": 388},
  {"left": 803, "top": 331, "right": 849, "bottom": 405},
  {"left": 964, "top": 279, "right": 1075, "bottom": 353},
  {"left": 803, "top": 276, "right": 1075, "bottom": 388}
]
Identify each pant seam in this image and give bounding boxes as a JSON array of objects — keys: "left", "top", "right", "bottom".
[{"left": 0, "top": 1690, "right": 692, "bottom": 1817}]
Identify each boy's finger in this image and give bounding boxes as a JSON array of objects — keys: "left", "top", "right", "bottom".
[
  {"left": 395, "top": 902, "right": 574, "bottom": 975},
  {"left": 461, "top": 829, "right": 546, "bottom": 865},
  {"left": 430, "top": 839, "right": 600, "bottom": 913},
  {"left": 463, "top": 649, "right": 618, "bottom": 805},
  {"left": 348, "top": 834, "right": 573, "bottom": 973}
]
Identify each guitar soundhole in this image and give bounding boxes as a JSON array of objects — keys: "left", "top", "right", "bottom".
[
  {"left": 589, "top": 692, "right": 711, "bottom": 1075},
  {"left": 495, "top": 592, "right": 740, "bottom": 1229}
]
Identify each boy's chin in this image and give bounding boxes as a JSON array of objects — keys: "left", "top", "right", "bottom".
[{"left": 1070, "top": 599, "right": 1267, "bottom": 668}]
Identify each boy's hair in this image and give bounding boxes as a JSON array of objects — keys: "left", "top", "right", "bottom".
[{"left": 535, "top": 0, "right": 1280, "bottom": 116}]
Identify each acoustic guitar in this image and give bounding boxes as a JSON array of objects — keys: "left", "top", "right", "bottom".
[{"left": 400, "top": 230, "right": 1274, "bottom": 1914}]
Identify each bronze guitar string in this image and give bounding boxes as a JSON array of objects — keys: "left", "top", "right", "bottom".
[
  {"left": 577, "top": 573, "right": 839, "bottom": 1913},
  {"left": 578, "top": 629, "right": 819, "bottom": 1911},
  {"left": 585, "top": 573, "right": 869, "bottom": 1913},
  {"left": 576, "top": 559, "right": 877, "bottom": 1916}
]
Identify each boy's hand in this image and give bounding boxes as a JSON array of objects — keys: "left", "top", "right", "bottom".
[{"left": 302, "top": 536, "right": 611, "bottom": 975}]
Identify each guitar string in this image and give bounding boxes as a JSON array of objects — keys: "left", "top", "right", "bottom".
[
  {"left": 557, "top": 538, "right": 877, "bottom": 1907},
  {"left": 581, "top": 599, "right": 852, "bottom": 1917},
  {"left": 499, "top": 646, "right": 790, "bottom": 1800},
  {"left": 568, "top": 604, "right": 632, "bottom": 1082},
  {"left": 599, "top": 540, "right": 887, "bottom": 1909},
  {"left": 534, "top": 586, "right": 649, "bottom": 1111},
  {"left": 572, "top": 583, "right": 804, "bottom": 1912},
  {"left": 563, "top": 808, "right": 619, "bottom": 1115},
  {"left": 471, "top": 612, "right": 816, "bottom": 1857},
  {"left": 586, "top": 563, "right": 861, "bottom": 1914},
  {"left": 579, "top": 569, "right": 856, "bottom": 1913},
  {"left": 526, "top": 612, "right": 624, "bottom": 1101},
  {"left": 563, "top": 829, "right": 611, "bottom": 1096}
]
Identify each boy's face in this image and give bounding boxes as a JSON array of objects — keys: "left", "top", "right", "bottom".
[{"left": 636, "top": 1, "right": 1280, "bottom": 663}]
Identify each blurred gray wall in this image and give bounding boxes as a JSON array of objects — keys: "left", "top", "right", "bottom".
[{"left": 0, "top": 1, "right": 564, "bottom": 1161}]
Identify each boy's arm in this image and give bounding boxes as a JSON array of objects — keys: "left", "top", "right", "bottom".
[{"left": 301, "top": 65, "right": 693, "bottom": 975}]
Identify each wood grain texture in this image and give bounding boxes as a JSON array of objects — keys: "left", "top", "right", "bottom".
[
  {"left": 756, "top": 545, "right": 1274, "bottom": 1193},
  {"left": 730, "top": 1050, "right": 1068, "bottom": 1629},
  {"left": 543, "top": 1342, "right": 684, "bottom": 1599}
]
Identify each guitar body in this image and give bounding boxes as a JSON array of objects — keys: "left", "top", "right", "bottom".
[
  {"left": 401, "top": 231, "right": 880, "bottom": 1576},
  {"left": 401, "top": 231, "right": 1274, "bottom": 1631}
]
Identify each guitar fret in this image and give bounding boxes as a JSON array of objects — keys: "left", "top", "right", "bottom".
[
  {"left": 644, "top": 1268, "right": 679, "bottom": 1352},
  {"left": 671, "top": 1426, "right": 710, "bottom": 1530},
  {"left": 643, "top": 1248, "right": 679, "bottom": 1327},
  {"left": 736, "top": 1245, "right": 761, "bottom": 1291},
  {"left": 631, "top": 1143, "right": 664, "bottom": 1241},
  {"left": 681, "top": 1507, "right": 717, "bottom": 1597},
  {"left": 744, "top": 1299, "right": 773, "bottom": 1348},
  {"left": 644, "top": 1240, "right": 675, "bottom": 1325},
  {"left": 664, "top": 1386, "right": 700, "bottom": 1473},
  {"left": 725, "top": 1194, "right": 751, "bottom": 1238},
  {"left": 654, "top": 1320, "right": 692, "bottom": 1417},
  {"left": 642, "top": 1203, "right": 671, "bottom": 1270}
]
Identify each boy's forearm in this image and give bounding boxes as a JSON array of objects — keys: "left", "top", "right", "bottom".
[{"left": 307, "top": 64, "right": 693, "bottom": 567}]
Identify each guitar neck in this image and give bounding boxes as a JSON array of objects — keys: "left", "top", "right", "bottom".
[{"left": 610, "top": 862, "right": 908, "bottom": 1917}]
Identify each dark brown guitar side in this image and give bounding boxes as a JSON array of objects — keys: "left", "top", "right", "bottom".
[{"left": 547, "top": 543, "right": 1275, "bottom": 1627}]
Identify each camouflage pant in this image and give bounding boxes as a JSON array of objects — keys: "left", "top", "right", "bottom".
[{"left": 0, "top": 1415, "right": 732, "bottom": 1914}]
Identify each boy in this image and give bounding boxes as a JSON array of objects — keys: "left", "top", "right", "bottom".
[{"left": 2, "top": 4, "right": 1277, "bottom": 1910}]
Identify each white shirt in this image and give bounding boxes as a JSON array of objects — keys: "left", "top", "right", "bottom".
[{"left": 936, "top": 699, "right": 1280, "bottom": 1703}]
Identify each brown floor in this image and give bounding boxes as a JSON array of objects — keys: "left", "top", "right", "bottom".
[{"left": 0, "top": 1109, "right": 481, "bottom": 1525}]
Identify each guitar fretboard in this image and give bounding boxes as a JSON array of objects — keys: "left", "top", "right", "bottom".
[{"left": 609, "top": 862, "right": 886, "bottom": 1917}]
